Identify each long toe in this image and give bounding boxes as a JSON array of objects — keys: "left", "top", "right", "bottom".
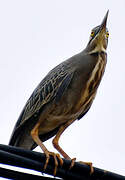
[
  {"left": 56, "top": 153, "right": 63, "bottom": 167},
  {"left": 43, "top": 152, "right": 58, "bottom": 176},
  {"left": 43, "top": 153, "right": 50, "bottom": 172},
  {"left": 43, "top": 152, "right": 64, "bottom": 176},
  {"left": 50, "top": 152, "right": 58, "bottom": 176},
  {"left": 51, "top": 153, "right": 64, "bottom": 176}
]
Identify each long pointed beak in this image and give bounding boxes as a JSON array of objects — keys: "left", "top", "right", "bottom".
[
  {"left": 86, "top": 10, "right": 109, "bottom": 51},
  {"left": 99, "top": 10, "right": 109, "bottom": 33}
]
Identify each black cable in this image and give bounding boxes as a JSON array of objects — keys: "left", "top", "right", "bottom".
[
  {"left": 0, "top": 144, "right": 125, "bottom": 180},
  {"left": 0, "top": 167, "right": 55, "bottom": 180}
]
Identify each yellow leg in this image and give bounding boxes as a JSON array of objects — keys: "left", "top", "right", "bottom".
[
  {"left": 52, "top": 119, "right": 94, "bottom": 174},
  {"left": 31, "top": 122, "right": 62, "bottom": 176},
  {"left": 52, "top": 119, "right": 76, "bottom": 168}
]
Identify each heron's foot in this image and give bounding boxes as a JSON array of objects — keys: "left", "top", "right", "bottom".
[
  {"left": 78, "top": 161, "right": 94, "bottom": 175},
  {"left": 44, "top": 152, "right": 63, "bottom": 176}
]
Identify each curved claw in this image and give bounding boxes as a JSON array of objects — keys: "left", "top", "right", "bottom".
[{"left": 43, "top": 152, "right": 63, "bottom": 176}]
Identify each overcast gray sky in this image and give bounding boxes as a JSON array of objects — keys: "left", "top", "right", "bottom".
[{"left": 0, "top": 0, "right": 125, "bottom": 178}]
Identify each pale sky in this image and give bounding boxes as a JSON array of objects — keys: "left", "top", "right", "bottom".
[{"left": 0, "top": 0, "right": 125, "bottom": 178}]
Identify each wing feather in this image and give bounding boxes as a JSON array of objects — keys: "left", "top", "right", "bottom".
[{"left": 9, "top": 62, "right": 74, "bottom": 146}]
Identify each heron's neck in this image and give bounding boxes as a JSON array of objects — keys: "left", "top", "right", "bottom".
[{"left": 85, "top": 43, "right": 107, "bottom": 55}]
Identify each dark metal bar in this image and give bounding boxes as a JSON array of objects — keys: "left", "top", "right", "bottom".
[{"left": 0, "top": 144, "right": 125, "bottom": 180}]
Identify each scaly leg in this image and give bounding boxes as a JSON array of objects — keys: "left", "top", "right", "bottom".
[
  {"left": 31, "top": 122, "right": 63, "bottom": 176},
  {"left": 52, "top": 119, "right": 94, "bottom": 174},
  {"left": 52, "top": 119, "right": 76, "bottom": 169}
]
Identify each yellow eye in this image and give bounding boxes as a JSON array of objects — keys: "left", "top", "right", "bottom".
[
  {"left": 90, "top": 31, "right": 94, "bottom": 37},
  {"left": 106, "top": 31, "right": 109, "bottom": 38}
]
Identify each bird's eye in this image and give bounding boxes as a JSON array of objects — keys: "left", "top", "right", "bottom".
[
  {"left": 90, "top": 31, "right": 95, "bottom": 37},
  {"left": 106, "top": 31, "right": 109, "bottom": 38}
]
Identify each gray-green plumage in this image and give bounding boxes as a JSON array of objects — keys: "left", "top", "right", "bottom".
[{"left": 9, "top": 11, "right": 109, "bottom": 152}]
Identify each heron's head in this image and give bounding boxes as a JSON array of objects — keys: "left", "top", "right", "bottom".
[{"left": 86, "top": 10, "right": 109, "bottom": 54}]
